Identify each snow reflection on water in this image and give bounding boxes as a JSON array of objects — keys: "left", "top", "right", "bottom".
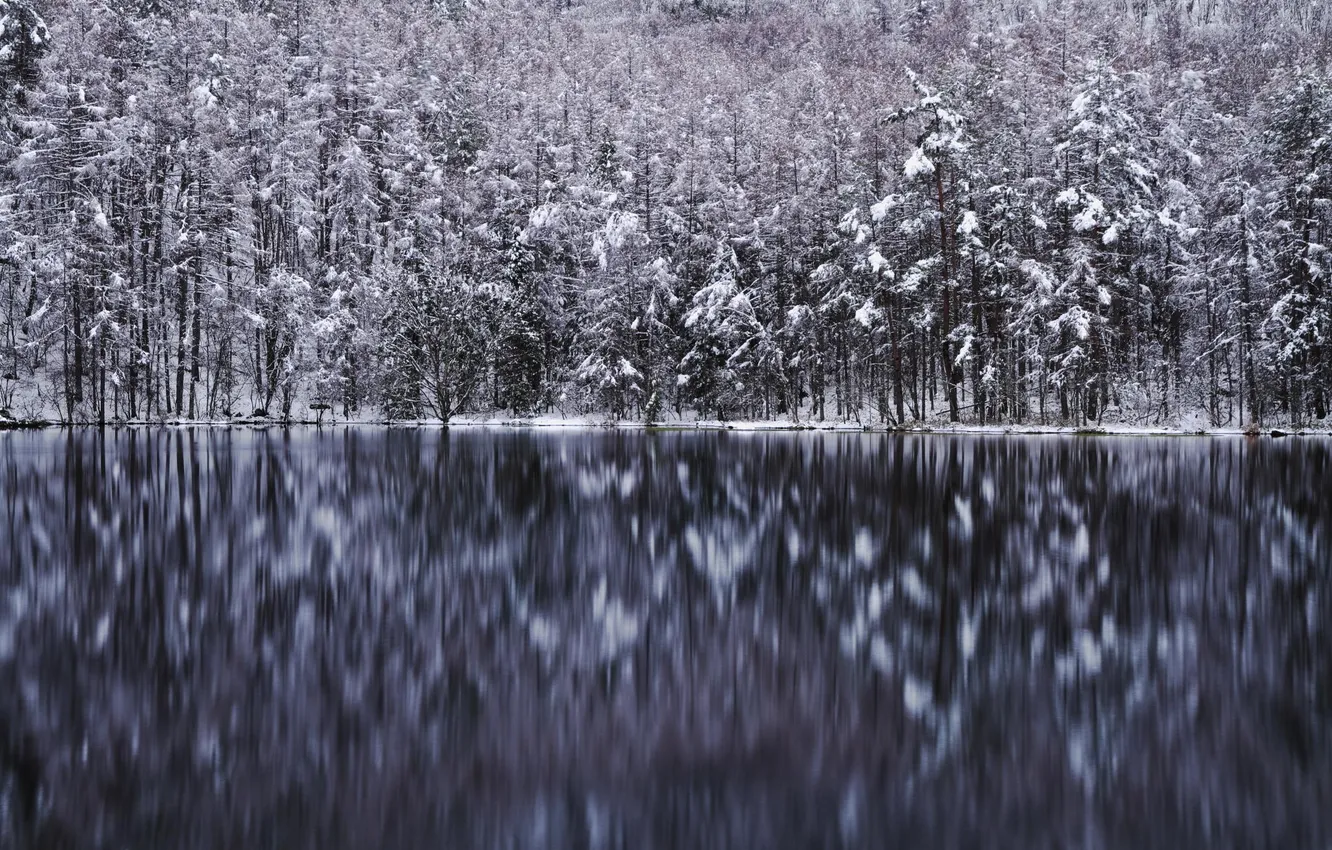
[{"left": 0, "top": 428, "right": 1329, "bottom": 848}]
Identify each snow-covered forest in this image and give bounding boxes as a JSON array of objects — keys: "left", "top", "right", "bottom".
[{"left": 1, "top": 0, "right": 1331, "bottom": 425}]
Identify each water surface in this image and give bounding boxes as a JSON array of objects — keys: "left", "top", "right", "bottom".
[{"left": 1, "top": 429, "right": 1329, "bottom": 848}]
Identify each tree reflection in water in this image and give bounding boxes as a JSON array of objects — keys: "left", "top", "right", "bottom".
[{"left": 0, "top": 429, "right": 1328, "bottom": 848}]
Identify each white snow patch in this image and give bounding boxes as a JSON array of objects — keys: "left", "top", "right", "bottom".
[
  {"left": 958, "top": 210, "right": 979, "bottom": 235},
  {"left": 868, "top": 249, "right": 891, "bottom": 275},
  {"left": 904, "top": 147, "right": 935, "bottom": 177},
  {"left": 191, "top": 83, "right": 217, "bottom": 107},
  {"left": 1073, "top": 197, "right": 1105, "bottom": 231},
  {"left": 1071, "top": 90, "right": 1093, "bottom": 117},
  {"left": 855, "top": 301, "right": 880, "bottom": 329}
]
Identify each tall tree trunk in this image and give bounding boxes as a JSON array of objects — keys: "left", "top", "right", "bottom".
[{"left": 934, "top": 170, "right": 959, "bottom": 422}]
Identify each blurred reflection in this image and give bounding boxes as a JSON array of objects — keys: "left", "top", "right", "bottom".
[{"left": 0, "top": 429, "right": 1329, "bottom": 848}]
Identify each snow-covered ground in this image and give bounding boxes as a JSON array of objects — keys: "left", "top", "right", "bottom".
[
  {"left": 6, "top": 406, "right": 1329, "bottom": 437},
  {"left": 3, "top": 377, "right": 1327, "bottom": 434}
]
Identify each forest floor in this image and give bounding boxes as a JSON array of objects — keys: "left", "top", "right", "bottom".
[
  {"left": 3, "top": 410, "right": 1331, "bottom": 437},
  {"left": 450, "top": 415, "right": 1325, "bottom": 437}
]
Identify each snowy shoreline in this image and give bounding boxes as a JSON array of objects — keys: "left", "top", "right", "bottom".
[{"left": 2, "top": 415, "right": 1328, "bottom": 438}]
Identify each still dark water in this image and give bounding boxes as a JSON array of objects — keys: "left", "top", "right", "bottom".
[{"left": 0, "top": 428, "right": 1329, "bottom": 849}]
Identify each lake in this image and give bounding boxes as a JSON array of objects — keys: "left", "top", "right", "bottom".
[{"left": 0, "top": 428, "right": 1328, "bottom": 848}]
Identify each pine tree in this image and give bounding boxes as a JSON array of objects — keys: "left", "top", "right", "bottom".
[{"left": 1264, "top": 70, "right": 1332, "bottom": 422}]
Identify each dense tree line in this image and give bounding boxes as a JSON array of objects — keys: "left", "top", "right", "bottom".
[{"left": 3, "top": 0, "right": 1332, "bottom": 425}]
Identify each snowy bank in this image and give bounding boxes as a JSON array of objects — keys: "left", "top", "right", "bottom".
[{"left": 3, "top": 412, "right": 1330, "bottom": 438}]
